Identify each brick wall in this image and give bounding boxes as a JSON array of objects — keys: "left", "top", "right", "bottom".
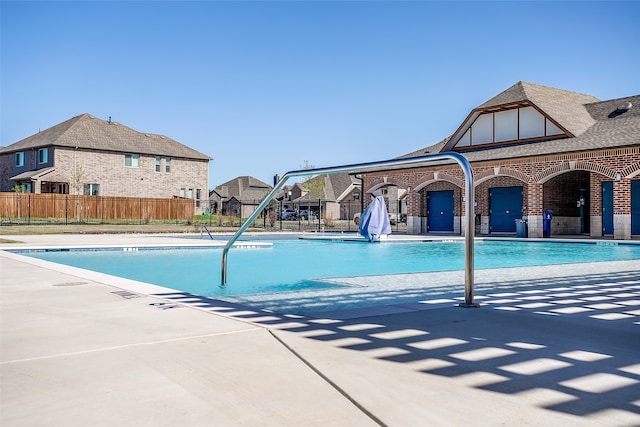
[
  {"left": 363, "top": 147, "right": 639, "bottom": 238},
  {"left": 48, "top": 148, "right": 208, "bottom": 199}
]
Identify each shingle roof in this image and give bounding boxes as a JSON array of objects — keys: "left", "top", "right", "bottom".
[
  {"left": 479, "top": 81, "right": 599, "bottom": 137},
  {"left": 9, "top": 166, "right": 55, "bottom": 181},
  {"left": 400, "top": 83, "right": 639, "bottom": 164},
  {"left": 0, "top": 113, "right": 212, "bottom": 160},
  {"left": 295, "top": 173, "right": 358, "bottom": 202},
  {"left": 326, "top": 173, "right": 359, "bottom": 200},
  {"left": 214, "top": 176, "right": 271, "bottom": 203},
  {"left": 397, "top": 138, "right": 448, "bottom": 159}
]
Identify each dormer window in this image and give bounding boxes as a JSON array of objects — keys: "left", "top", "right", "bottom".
[{"left": 452, "top": 105, "right": 566, "bottom": 149}]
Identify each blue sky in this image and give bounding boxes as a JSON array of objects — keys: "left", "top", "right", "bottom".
[{"left": 2, "top": 1, "right": 639, "bottom": 188}]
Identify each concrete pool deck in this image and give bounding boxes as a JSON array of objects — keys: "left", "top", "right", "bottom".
[{"left": 1, "top": 233, "right": 639, "bottom": 426}]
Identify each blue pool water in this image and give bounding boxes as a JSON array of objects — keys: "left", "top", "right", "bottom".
[{"left": 20, "top": 239, "right": 640, "bottom": 297}]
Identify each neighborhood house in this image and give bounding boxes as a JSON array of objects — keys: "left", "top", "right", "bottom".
[{"left": 0, "top": 114, "right": 211, "bottom": 213}]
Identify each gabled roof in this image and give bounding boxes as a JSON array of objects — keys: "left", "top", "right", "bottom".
[
  {"left": 288, "top": 173, "right": 360, "bottom": 203},
  {"left": 1, "top": 113, "right": 212, "bottom": 160},
  {"left": 326, "top": 173, "right": 360, "bottom": 201},
  {"left": 214, "top": 175, "right": 271, "bottom": 203},
  {"left": 477, "top": 81, "right": 599, "bottom": 137},
  {"left": 402, "top": 83, "right": 638, "bottom": 163}
]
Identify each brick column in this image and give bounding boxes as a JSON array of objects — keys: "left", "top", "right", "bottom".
[
  {"left": 590, "top": 173, "right": 604, "bottom": 237},
  {"left": 405, "top": 189, "right": 420, "bottom": 234},
  {"left": 526, "top": 182, "right": 543, "bottom": 238},
  {"left": 614, "top": 179, "right": 631, "bottom": 240}
]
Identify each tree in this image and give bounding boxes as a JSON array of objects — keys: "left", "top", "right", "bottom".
[
  {"left": 300, "top": 160, "right": 324, "bottom": 198},
  {"left": 69, "top": 163, "right": 87, "bottom": 221},
  {"left": 69, "top": 164, "right": 86, "bottom": 195}
]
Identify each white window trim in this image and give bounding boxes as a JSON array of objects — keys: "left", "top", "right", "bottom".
[{"left": 125, "top": 153, "right": 140, "bottom": 168}]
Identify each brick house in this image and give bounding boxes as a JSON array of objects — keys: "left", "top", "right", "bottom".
[
  {"left": 277, "top": 173, "right": 362, "bottom": 220},
  {"left": 0, "top": 114, "right": 211, "bottom": 211},
  {"left": 362, "top": 82, "right": 639, "bottom": 240},
  {"left": 209, "top": 176, "right": 271, "bottom": 218}
]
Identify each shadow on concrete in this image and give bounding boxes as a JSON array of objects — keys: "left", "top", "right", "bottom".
[{"left": 154, "top": 269, "right": 640, "bottom": 420}]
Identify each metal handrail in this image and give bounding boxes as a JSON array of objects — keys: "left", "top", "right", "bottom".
[
  {"left": 201, "top": 224, "right": 214, "bottom": 240},
  {"left": 221, "top": 152, "right": 478, "bottom": 307}
]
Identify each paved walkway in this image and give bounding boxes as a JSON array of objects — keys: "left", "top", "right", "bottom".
[{"left": 1, "top": 233, "right": 639, "bottom": 426}]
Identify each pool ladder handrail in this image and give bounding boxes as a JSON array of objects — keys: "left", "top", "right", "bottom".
[
  {"left": 201, "top": 225, "right": 214, "bottom": 240},
  {"left": 221, "top": 152, "right": 478, "bottom": 307}
]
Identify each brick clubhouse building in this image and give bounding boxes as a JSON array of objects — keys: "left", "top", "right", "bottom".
[{"left": 362, "top": 81, "right": 639, "bottom": 240}]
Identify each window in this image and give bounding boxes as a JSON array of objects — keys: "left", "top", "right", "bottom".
[
  {"left": 196, "top": 189, "right": 201, "bottom": 208},
  {"left": 165, "top": 157, "right": 171, "bottom": 172},
  {"left": 494, "top": 109, "right": 518, "bottom": 142},
  {"left": 452, "top": 105, "right": 567, "bottom": 149},
  {"left": 125, "top": 153, "right": 139, "bottom": 167},
  {"left": 83, "top": 183, "right": 100, "bottom": 196},
  {"left": 471, "top": 114, "right": 493, "bottom": 145},
  {"left": 38, "top": 148, "right": 48, "bottom": 164},
  {"left": 180, "top": 188, "right": 185, "bottom": 197},
  {"left": 155, "top": 156, "right": 161, "bottom": 172},
  {"left": 188, "top": 188, "right": 193, "bottom": 199},
  {"left": 519, "top": 106, "right": 545, "bottom": 139},
  {"left": 15, "top": 152, "right": 24, "bottom": 167}
]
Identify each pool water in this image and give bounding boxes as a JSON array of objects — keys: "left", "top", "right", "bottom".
[{"left": 21, "top": 239, "right": 640, "bottom": 297}]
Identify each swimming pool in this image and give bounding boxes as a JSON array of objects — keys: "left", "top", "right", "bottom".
[{"left": 19, "top": 238, "right": 640, "bottom": 298}]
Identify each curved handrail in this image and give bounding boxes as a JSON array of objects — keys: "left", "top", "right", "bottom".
[{"left": 221, "top": 152, "right": 477, "bottom": 307}]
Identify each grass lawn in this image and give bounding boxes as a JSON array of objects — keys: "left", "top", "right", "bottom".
[{"left": 0, "top": 223, "right": 230, "bottom": 237}]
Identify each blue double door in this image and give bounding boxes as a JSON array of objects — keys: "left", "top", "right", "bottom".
[
  {"left": 633, "top": 180, "right": 640, "bottom": 235},
  {"left": 603, "top": 180, "right": 640, "bottom": 235},
  {"left": 602, "top": 181, "right": 614, "bottom": 235},
  {"left": 490, "top": 186, "right": 523, "bottom": 233},
  {"left": 427, "top": 190, "right": 454, "bottom": 232}
]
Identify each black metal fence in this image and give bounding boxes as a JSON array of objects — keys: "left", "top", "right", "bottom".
[{"left": 204, "top": 199, "right": 406, "bottom": 233}]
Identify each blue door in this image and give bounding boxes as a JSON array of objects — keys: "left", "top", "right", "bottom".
[
  {"left": 632, "top": 180, "right": 640, "bottom": 235},
  {"left": 490, "top": 186, "right": 523, "bottom": 233},
  {"left": 427, "top": 190, "right": 454, "bottom": 232},
  {"left": 602, "top": 181, "right": 614, "bottom": 235}
]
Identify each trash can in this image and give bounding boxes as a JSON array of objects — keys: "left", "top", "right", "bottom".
[
  {"left": 515, "top": 219, "right": 527, "bottom": 238},
  {"left": 543, "top": 211, "right": 553, "bottom": 238}
]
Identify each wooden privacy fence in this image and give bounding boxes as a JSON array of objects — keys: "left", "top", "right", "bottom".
[{"left": 0, "top": 193, "right": 195, "bottom": 225}]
